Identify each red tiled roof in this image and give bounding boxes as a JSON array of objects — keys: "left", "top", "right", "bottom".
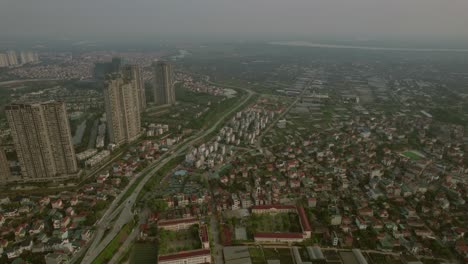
[
  {"left": 199, "top": 225, "right": 209, "bottom": 242},
  {"left": 254, "top": 232, "right": 303, "bottom": 239},
  {"left": 251, "top": 205, "right": 296, "bottom": 210},
  {"left": 158, "top": 249, "right": 211, "bottom": 261},
  {"left": 222, "top": 225, "right": 232, "bottom": 246},
  {"left": 158, "top": 218, "right": 198, "bottom": 226},
  {"left": 297, "top": 206, "right": 311, "bottom": 231}
]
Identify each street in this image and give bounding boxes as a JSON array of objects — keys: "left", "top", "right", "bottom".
[{"left": 210, "top": 215, "right": 224, "bottom": 264}]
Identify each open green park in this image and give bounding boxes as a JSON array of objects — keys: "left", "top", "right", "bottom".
[
  {"left": 402, "top": 150, "right": 425, "bottom": 160},
  {"left": 246, "top": 212, "right": 302, "bottom": 237},
  {"left": 129, "top": 243, "right": 157, "bottom": 264},
  {"left": 158, "top": 225, "right": 202, "bottom": 255},
  {"left": 143, "top": 83, "right": 243, "bottom": 131}
]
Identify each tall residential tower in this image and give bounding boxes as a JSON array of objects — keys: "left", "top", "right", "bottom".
[
  {"left": 104, "top": 73, "right": 141, "bottom": 145},
  {"left": 123, "top": 64, "right": 146, "bottom": 112},
  {"left": 152, "top": 61, "right": 175, "bottom": 105},
  {"left": 0, "top": 147, "right": 11, "bottom": 183},
  {"left": 6, "top": 51, "right": 18, "bottom": 66},
  {"left": 5, "top": 101, "right": 78, "bottom": 182}
]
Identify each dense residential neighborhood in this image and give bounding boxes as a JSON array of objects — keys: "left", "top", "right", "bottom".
[{"left": 0, "top": 37, "right": 467, "bottom": 264}]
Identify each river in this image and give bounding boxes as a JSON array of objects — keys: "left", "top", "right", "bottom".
[{"left": 269, "top": 41, "right": 468, "bottom": 52}]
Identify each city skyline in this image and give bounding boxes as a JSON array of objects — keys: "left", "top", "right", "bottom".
[
  {"left": 0, "top": 1, "right": 466, "bottom": 262},
  {"left": 0, "top": 50, "right": 39, "bottom": 67}
]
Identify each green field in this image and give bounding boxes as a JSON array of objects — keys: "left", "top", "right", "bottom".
[
  {"left": 249, "top": 247, "right": 266, "bottom": 264},
  {"left": 214, "top": 78, "right": 282, "bottom": 95},
  {"left": 158, "top": 225, "right": 202, "bottom": 255},
  {"left": 130, "top": 243, "right": 158, "bottom": 264},
  {"left": 143, "top": 83, "right": 247, "bottom": 132},
  {"left": 402, "top": 150, "right": 425, "bottom": 160},
  {"left": 246, "top": 212, "right": 302, "bottom": 237},
  {"left": 262, "top": 248, "right": 294, "bottom": 263}
]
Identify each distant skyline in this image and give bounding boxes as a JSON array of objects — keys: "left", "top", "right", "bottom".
[{"left": 2, "top": 0, "right": 468, "bottom": 43}]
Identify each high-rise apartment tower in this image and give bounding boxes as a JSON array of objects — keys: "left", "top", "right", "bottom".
[
  {"left": 5, "top": 101, "right": 78, "bottom": 181},
  {"left": 123, "top": 64, "right": 146, "bottom": 112},
  {"left": 0, "top": 147, "right": 11, "bottom": 183},
  {"left": 152, "top": 61, "right": 175, "bottom": 105},
  {"left": 104, "top": 73, "right": 141, "bottom": 145}
]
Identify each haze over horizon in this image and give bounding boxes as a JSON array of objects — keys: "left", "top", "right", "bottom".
[{"left": 2, "top": 0, "right": 468, "bottom": 45}]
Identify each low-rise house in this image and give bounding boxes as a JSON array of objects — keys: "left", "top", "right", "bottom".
[
  {"left": 15, "top": 223, "right": 28, "bottom": 238},
  {"left": 45, "top": 253, "right": 69, "bottom": 264},
  {"left": 5, "top": 209, "right": 19, "bottom": 218},
  {"left": 65, "top": 207, "right": 75, "bottom": 216},
  {"left": 355, "top": 217, "right": 368, "bottom": 230},
  {"left": 51, "top": 199, "right": 63, "bottom": 209},
  {"left": 29, "top": 220, "right": 45, "bottom": 235},
  {"left": 39, "top": 197, "right": 51, "bottom": 207},
  {"left": 6, "top": 247, "right": 22, "bottom": 259},
  {"left": 61, "top": 216, "right": 71, "bottom": 228}
]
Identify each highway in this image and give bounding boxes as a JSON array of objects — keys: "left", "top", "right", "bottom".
[{"left": 79, "top": 86, "right": 254, "bottom": 264}]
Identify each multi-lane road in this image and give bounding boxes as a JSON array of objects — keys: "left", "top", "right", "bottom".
[{"left": 79, "top": 86, "right": 254, "bottom": 264}]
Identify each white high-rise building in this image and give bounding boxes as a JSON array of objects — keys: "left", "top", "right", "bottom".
[
  {"left": 0, "top": 147, "right": 11, "bottom": 183},
  {"left": 6, "top": 51, "right": 18, "bottom": 66},
  {"left": 104, "top": 73, "right": 141, "bottom": 145},
  {"left": 5, "top": 101, "right": 78, "bottom": 182},
  {"left": 123, "top": 64, "right": 146, "bottom": 112},
  {"left": 19, "top": 51, "right": 39, "bottom": 64},
  {"left": 0, "top": 53, "right": 8, "bottom": 67}
]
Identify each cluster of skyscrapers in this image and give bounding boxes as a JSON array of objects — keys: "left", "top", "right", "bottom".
[
  {"left": 0, "top": 50, "right": 39, "bottom": 67},
  {"left": 1, "top": 58, "right": 175, "bottom": 184},
  {"left": 104, "top": 60, "right": 175, "bottom": 145}
]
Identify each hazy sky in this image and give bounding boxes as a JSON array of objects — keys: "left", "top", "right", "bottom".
[{"left": 2, "top": 0, "right": 468, "bottom": 41}]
